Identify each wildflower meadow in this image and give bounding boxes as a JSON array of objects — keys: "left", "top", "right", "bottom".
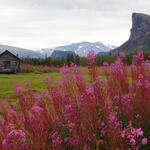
[
  {"left": 0, "top": 51, "right": 149, "bottom": 150},
  {"left": 21, "top": 64, "right": 59, "bottom": 73}
]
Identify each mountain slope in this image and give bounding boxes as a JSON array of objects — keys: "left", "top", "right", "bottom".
[
  {"left": 112, "top": 13, "right": 150, "bottom": 54},
  {"left": 52, "top": 42, "right": 116, "bottom": 57},
  {"left": 51, "top": 50, "right": 76, "bottom": 59},
  {"left": 0, "top": 44, "right": 42, "bottom": 58}
]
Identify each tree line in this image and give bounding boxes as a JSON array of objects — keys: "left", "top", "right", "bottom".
[{"left": 22, "top": 51, "right": 150, "bottom": 67}]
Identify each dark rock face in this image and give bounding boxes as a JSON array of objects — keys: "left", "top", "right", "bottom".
[
  {"left": 51, "top": 50, "right": 76, "bottom": 59},
  {"left": 130, "top": 13, "right": 150, "bottom": 40},
  {"left": 113, "top": 13, "right": 150, "bottom": 54}
]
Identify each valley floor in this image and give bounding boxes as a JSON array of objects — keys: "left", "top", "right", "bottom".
[
  {"left": 0, "top": 73, "right": 60, "bottom": 99},
  {"left": 0, "top": 72, "right": 91, "bottom": 100},
  {"left": 0, "top": 66, "right": 132, "bottom": 100}
]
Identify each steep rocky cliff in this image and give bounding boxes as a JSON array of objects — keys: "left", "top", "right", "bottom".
[{"left": 113, "top": 13, "right": 150, "bottom": 54}]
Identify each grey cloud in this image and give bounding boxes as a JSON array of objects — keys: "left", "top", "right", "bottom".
[
  {"left": 0, "top": 0, "right": 150, "bottom": 49},
  {"left": 0, "top": 0, "right": 140, "bottom": 11}
]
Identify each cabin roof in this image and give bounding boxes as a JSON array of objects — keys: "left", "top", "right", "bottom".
[{"left": 0, "top": 50, "right": 22, "bottom": 61}]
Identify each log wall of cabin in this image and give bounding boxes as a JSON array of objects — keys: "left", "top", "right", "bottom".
[{"left": 0, "top": 52, "right": 20, "bottom": 73}]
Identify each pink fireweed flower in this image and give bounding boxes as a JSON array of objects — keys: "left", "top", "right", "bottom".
[
  {"left": 132, "top": 51, "right": 144, "bottom": 65},
  {"left": 108, "top": 113, "right": 117, "bottom": 122},
  {"left": 13, "top": 83, "right": 23, "bottom": 94},
  {"left": 2, "top": 139, "right": 7, "bottom": 148},
  {"left": 70, "top": 63, "right": 78, "bottom": 73},
  {"left": 44, "top": 75, "right": 50, "bottom": 80},
  {"left": 98, "top": 120, "right": 106, "bottom": 137},
  {"left": 64, "top": 104, "right": 76, "bottom": 120},
  {"left": 119, "top": 51, "right": 125, "bottom": 58},
  {"left": 120, "top": 123, "right": 147, "bottom": 148},
  {"left": 103, "top": 61, "right": 109, "bottom": 66},
  {"left": 0, "top": 118, "right": 5, "bottom": 126},
  {"left": 66, "top": 137, "right": 79, "bottom": 147},
  {"left": 141, "top": 138, "right": 148, "bottom": 145},
  {"left": 87, "top": 51, "right": 96, "bottom": 65},
  {"left": 50, "top": 131, "right": 62, "bottom": 148},
  {"left": 31, "top": 106, "right": 44, "bottom": 113},
  {"left": 135, "top": 128, "right": 143, "bottom": 137},
  {"left": 135, "top": 114, "right": 141, "bottom": 119},
  {"left": 83, "top": 144, "right": 89, "bottom": 150},
  {"left": 114, "top": 58, "right": 124, "bottom": 67},
  {"left": 64, "top": 104, "right": 72, "bottom": 113},
  {"left": 7, "top": 129, "right": 26, "bottom": 138},
  {"left": 85, "top": 88, "right": 93, "bottom": 95},
  {"left": 70, "top": 63, "right": 77, "bottom": 68},
  {"left": 68, "top": 122, "right": 76, "bottom": 128},
  {"left": 9, "top": 109, "right": 18, "bottom": 119},
  {"left": 4, "top": 129, "right": 26, "bottom": 149},
  {"left": 60, "top": 65, "right": 68, "bottom": 75},
  {"left": 44, "top": 75, "right": 51, "bottom": 84},
  {"left": 130, "top": 138, "right": 136, "bottom": 145},
  {"left": 52, "top": 117, "right": 61, "bottom": 126},
  {"left": 138, "top": 74, "right": 144, "bottom": 79},
  {"left": 121, "top": 130, "right": 126, "bottom": 138},
  {"left": 24, "top": 82, "right": 31, "bottom": 87},
  {"left": 98, "top": 139, "right": 104, "bottom": 144},
  {"left": 121, "top": 94, "right": 132, "bottom": 104},
  {"left": 145, "top": 60, "right": 150, "bottom": 65}
]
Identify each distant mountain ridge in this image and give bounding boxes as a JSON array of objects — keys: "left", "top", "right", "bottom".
[
  {"left": 40, "top": 42, "right": 116, "bottom": 57},
  {"left": 51, "top": 50, "right": 76, "bottom": 59},
  {"left": 0, "top": 41, "right": 116, "bottom": 58},
  {"left": 52, "top": 41, "right": 116, "bottom": 57},
  {"left": 0, "top": 44, "right": 42, "bottom": 58}
]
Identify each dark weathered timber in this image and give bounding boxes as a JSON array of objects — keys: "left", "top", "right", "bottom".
[{"left": 0, "top": 50, "right": 21, "bottom": 73}]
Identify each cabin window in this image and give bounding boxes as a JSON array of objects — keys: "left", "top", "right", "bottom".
[{"left": 4, "top": 61, "right": 11, "bottom": 69}]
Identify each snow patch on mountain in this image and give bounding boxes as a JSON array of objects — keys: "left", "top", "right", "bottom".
[{"left": 40, "top": 41, "right": 117, "bottom": 57}]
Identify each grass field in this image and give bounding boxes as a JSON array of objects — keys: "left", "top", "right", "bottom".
[
  {"left": 0, "top": 72, "right": 92, "bottom": 99},
  {"left": 0, "top": 73, "right": 60, "bottom": 99},
  {"left": 0, "top": 66, "right": 131, "bottom": 99}
]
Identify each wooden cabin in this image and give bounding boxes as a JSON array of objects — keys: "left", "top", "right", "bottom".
[{"left": 0, "top": 50, "right": 21, "bottom": 73}]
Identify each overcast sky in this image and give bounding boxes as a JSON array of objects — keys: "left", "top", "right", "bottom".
[{"left": 0, "top": 0, "right": 150, "bottom": 50}]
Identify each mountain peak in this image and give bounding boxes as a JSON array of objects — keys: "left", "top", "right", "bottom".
[
  {"left": 113, "top": 12, "right": 150, "bottom": 53},
  {"left": 130, "top": 12, "right": 150, "bottom": 40},
  {"left": 132, "top": 12, "right": 150, "bottom": 19},
  {"left": 52, "top": 41, "right": 115, "bottom": 57}
]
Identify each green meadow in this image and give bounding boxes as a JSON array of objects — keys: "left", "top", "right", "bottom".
[
  {"left": 0, "top": 72, "right": 91, "bottom": 99},
  {"left": 0, "top": 73, "right": 60, "bottom": 99},
  {"left": 0, "top": 66, "right": 131, "bottom": 100}
]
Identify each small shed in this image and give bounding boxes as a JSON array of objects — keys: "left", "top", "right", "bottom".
[{"left": 0, "top": 50, "right": 21, "bottom": 73}]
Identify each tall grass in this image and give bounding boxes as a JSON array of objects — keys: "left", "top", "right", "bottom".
[
  {"left": 21, "top": 64, "right": 59, "bottom": 73},
  {"left": 0, "top": 51, "right": 149, "bottom": 150}
]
